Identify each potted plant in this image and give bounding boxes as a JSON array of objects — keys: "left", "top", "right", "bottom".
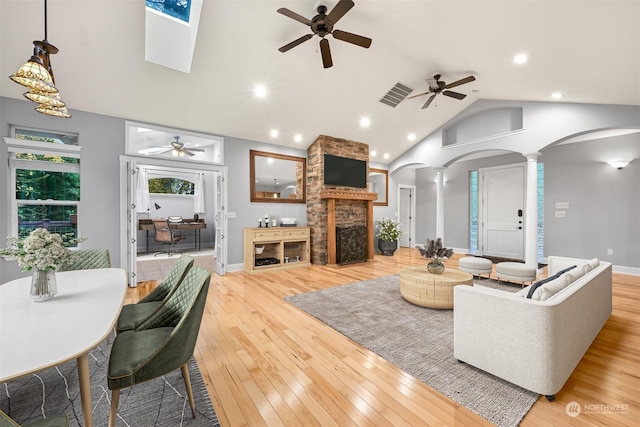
[
  {"left": 375, "top": 217, "right": 403, "bottom": 256},
  {"left": 418, "top": 237, "right": 454, "bottom": 274}
]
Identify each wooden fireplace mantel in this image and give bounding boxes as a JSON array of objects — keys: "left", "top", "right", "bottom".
[{"left": 321, "top": 190, "right": 377, "bottom": 265}]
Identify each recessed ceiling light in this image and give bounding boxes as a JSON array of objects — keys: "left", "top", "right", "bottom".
[
  {"left": 254, "top": 84, "right": 267, "bottom": 98},
  {"left": 359, "top": 117, "right": 371, "bottom": 128},
  {"left": 551, "top": 92, "right": 564, "bottom": 99},
  {"left": 407, "top": 133, "right": 416, "bottom": 141},
  {"left": 383, "top": 153, "right": 390, "bottom": 160},
  {"left": 294, "top": 134, "right": 302, "bottom": 143},
  {"left": 270, "top": 129, "right": 279, "bottom": 138},
  {"left": 513, "top": 53, "right": 528, "bottom": 64},
  {"left": 370, "top": 150, "right": 377, "bottom": 157}
]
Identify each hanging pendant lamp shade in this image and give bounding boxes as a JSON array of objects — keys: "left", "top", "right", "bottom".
[
  {"left": 24, "top": 89, "right": 65, "bottom": 107},
  {"left": 35, "top": 103, "right": 71, "bottom": 118},
  {"left": 9, "top": 0, "right": 70, "bottom": 118},
  {"left": 10, "top": 56, "right": 57, "bottom": 93}
]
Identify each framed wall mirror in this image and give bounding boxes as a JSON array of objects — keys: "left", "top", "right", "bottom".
[
  {"left": 250, "top": 150, "right": 307, "bottom": 203},
  {"left": 369, "top": 168, "right": 389, "bottom": 206}
]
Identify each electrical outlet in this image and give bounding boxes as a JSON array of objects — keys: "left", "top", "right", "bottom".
[{"left": 607, "top": 249, "right": 613, "bottom": 255}]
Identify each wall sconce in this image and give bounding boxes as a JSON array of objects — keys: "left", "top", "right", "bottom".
[
  {"left": 9, "top": 0, "right": 70, "bottom": 118},
  {"left": 607, "top": 160, "right": 632, "bottom": 170}
]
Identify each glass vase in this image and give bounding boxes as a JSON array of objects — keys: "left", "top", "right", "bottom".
[
  {"left": 30, "top": 269, "right": 58, "bottom": 302},
  {"left": 427, "top": 261, "right": 445, "bottom": 274}
]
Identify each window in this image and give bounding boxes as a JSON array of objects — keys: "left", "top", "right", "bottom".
[
  {"left": 6, "top": 128, "right": 81, "bottom": 241},
  {"left": 148, "top": 177, "right": 195, "bottom": 195}
]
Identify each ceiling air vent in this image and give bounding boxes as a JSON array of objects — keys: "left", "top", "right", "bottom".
[{"left": 379, "top": 82, "right": 413, "bottom": 108}]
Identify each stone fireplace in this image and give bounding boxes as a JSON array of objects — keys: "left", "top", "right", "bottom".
[{"left": 306, "top": 135, "right": 376, "bottom": 265}]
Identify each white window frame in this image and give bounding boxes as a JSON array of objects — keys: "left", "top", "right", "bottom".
[{"left": 4, "top": 135, "right": 82, "bottom": 239}]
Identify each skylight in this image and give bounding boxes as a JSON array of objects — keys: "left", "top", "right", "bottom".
[{"left": 146, "top": 0, "right": 191, "bottom": 23}]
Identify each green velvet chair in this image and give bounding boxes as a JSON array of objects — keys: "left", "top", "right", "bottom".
[
  {"left": 115, "top": 254, "right": 194, "bottom": 334},
  {"left": 55, "top": 249, "right": 111, "bottom": 272},
  {"left": 0, "top": 410, "right": 68, "bottom": 427},
  {"left": 107, "top": 266, "right": 211, "bottom": 427}
]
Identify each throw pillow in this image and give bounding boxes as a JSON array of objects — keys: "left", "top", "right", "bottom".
[
  {"left": 532, "top": 274, "right": 571, "bottom": 301},
  {"left": 526, "top": 265, "right": 577, "bottom": 299},
  {"left": 587, "top": 258, "right": 599, "bottom": 271}
]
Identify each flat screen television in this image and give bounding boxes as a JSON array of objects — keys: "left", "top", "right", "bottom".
[{"left": 323, "top": 154, "right": 367, "bottom": 188}]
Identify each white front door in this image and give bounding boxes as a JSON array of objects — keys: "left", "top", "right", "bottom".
[{"left": 480, "top": 164, "right": 525, "bottom": 260}]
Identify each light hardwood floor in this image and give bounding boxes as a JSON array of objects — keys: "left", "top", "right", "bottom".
[{"left": 127, "top": 249, "right": 640, "bottom": 426}]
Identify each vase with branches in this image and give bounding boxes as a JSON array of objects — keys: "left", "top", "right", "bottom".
[{"left": 418, "top": 237, "right": 454, "bottom": 274}]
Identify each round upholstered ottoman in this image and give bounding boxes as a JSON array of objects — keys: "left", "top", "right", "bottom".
[
  {"left": 495, "top": 262, "right": 537, "bottom": 285},
  {"left": 458, "top": 256, "right": 493, "bottom": 278}
]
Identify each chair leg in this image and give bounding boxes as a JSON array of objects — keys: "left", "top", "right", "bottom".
[
  {"left": 181, "top": 363, "right": 197, "bottom": 419},
  {"left": 109, "top": 389, "right": 120, "bottom": 427}
]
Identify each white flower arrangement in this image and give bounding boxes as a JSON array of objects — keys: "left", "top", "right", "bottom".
[{"left": 0, "top": 228, "right": 86, "bottom": 272}]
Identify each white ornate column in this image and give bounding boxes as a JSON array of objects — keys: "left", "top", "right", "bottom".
[
  {"left": 434, "top": 167, "right": 446, "bottom": 240},
  {"left": 524, "top": 153, "right": 540, "bottom": 268}
]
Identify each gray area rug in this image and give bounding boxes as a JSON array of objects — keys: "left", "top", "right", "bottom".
[
  {"left": 1, "top": 335, "right": 219, "bottom": 427},
  {"left": 285, "top": 275, "right": 538, "bottom": 427}
]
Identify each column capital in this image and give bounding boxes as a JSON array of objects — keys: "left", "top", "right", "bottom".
[{"left": 524, "top": 152, "right": 541, "bottom": 161}]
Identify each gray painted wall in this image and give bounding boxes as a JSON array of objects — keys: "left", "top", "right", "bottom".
[
  {"left": 2, "top": 96, "right": 638, "bottom": 281},
  {"left": 0, "top": 97, "right": 308, "bottom": 282},
  {"left": 1, "top": 97, "right": 124, "bottom": 283},
  {"left": 412, "top": 135, "right": 640, "bottom": 269}
]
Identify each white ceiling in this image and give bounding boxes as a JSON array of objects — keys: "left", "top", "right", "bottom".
[{"left": 1, "top": 0, "right": 639, "bottom": 163}]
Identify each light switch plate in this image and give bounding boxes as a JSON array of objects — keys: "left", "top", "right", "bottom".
[
  {"left": 227, "top": 211, "right": 236, "bottom": 218},
  {"left": 555, "top": 210, "right": 566, "bottom": 218},
  {"left": 555, "top": 202, "right": 569, "bottom": 209}
]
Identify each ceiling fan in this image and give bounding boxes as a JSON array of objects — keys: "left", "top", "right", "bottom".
[
  {"left": 277, "top": 0, "right": 372, "bottom": 69},
  {"left": 407, "top": 74, "right": 476, "bottom": 109},
  {"left": 143, "top": 136, "right": 205, "bottom": 157}
]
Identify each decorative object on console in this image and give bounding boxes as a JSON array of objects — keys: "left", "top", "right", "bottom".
[
  {"left": 418, "top": 237, "right": 453, "bottom": 274},
  {"left": 0, "top": 227, "right": 85, "bottom": 302},
  {"left": 375, "top": 217, "right": 403, "bottom": 256},
  {"left": 264, "top": 214, "right": 270, "bottom": 227},
  {"left": 281, "top": 218, "right": 297, "bottom": 227}
]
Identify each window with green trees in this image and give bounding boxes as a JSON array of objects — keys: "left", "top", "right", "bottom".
[
  {"left": 9, "top": 128, "right": 81, "bottom": 239},
  {"left": 148, "top": 177, "right": 195, "bottom": 195}
]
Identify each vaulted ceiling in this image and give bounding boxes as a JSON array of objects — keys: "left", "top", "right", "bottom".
[{"left": 1, "top": 0, "right": 638, "bottom": 163}]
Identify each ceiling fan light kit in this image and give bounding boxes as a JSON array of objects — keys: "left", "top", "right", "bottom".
[
  {"left": 277, "top": 0, "right": 372, "bottom": 69},
  {"left": 9, "top": 0, "right": 70, "bottom": 118}
]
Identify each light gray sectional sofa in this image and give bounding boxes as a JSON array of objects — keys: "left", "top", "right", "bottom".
[{"left": 453, "top": 256, "right": 612, "bottom": 400}]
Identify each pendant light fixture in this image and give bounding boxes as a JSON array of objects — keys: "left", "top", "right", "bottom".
[{"left": 9, "top": 0, "right": 70, "bottom": 118}]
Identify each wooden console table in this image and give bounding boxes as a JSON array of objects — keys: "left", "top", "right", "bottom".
[
  {"left": 399, "top": 267, "right": 473, "bottom": 309},
  {"left": 244, "top": 227, "right": 310, "bottom": 273},
  {"left": 138, "top": 219, "right": 206, "bottom": 254}
]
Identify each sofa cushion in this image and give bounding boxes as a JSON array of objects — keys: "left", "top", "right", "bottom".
[
  {"left": 532, "top": 274, "right": 571, "bottom": 301},
  {"left": 526, "top": 265, "right": 576, "bottom": 299}
]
